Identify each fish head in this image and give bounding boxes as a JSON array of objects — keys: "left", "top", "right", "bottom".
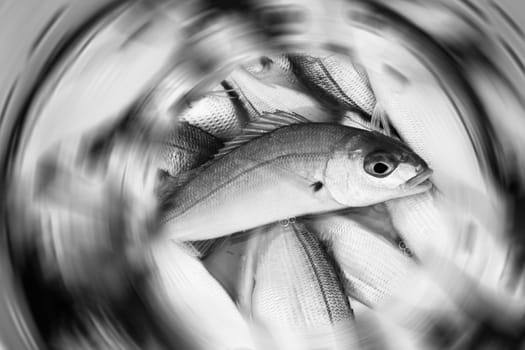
[{"left": 324, "top": 130, "right": 432, "bottom": 206}]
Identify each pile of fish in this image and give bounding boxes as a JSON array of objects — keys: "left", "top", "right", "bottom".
[{"left": 42, "top": 52, "right": 525, "bottom": 349}]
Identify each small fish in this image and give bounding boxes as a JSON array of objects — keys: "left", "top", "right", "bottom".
[
  {"left": 225, "top": 67, "right": 334, "bottom": 122},
  {"left": 252, "top": 222, "right": 357, "bottom": 350},
  {"left": 159, "top": 111, "right": 432, "bottom": 242},
  {"left": 242, "top": 54, "right": 304, "bottom": 89},
  {"left": 139, "top": 240, "right": 257, "bottom": 350},
  {"left": 356, "top": 30, "right": 507, "bottom": 238},
  {"left": 304, "top": 213, "right": 468, "bottom": 343},
  {"left": 178, "top": 83, "right": 248, "bottom": 140},
  {"left": 304, "top": 214, "right": 414, "bottom": 307},
  {"left": 156, "top": 122, "right": 225, "bottom": 258},
  {"left": 202, "top": 230, "right": 262, "bottom": 310},
  {"left": 157, "top": 122, "right": 223, "bottom": 179},
  {"left": 288, "top": 53, "right": 377, "bottom": 117}
]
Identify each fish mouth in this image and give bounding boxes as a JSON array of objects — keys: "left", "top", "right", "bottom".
[{"left": 403, "top": 168, "right": 433, "bottom": 188}]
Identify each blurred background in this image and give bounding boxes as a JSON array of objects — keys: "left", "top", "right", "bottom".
[{"left": 2, "top": 0, "right": 525, "bottom": 349}]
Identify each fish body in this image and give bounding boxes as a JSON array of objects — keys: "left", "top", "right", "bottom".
[
  {"left": 305, "top": 214, "right": 414, "bottom": 307},
  {"left": 289, "top": 53, "right": 377, "bottom": 116},
  {"left": 226, "top": 67, "right": 334, "bottom": 122},
  {"left": 160, "top": 114, "right": 432, "bottom": 242},
  {"left": 157, "top": 122, "right": 223, "bottom": 179},
  {"left": 140, "top": 241, "right": 257, "bottom": 350},
  {"left": 242, "top": 54, "right": 302, "bottom": 89},
  {"left": 252, "top": 222, "right": 356, "bottom": 350},
  {"left": 156, "top": 122, "right": 224, "bottom": 258},
  {"left": 202, "top": 230, "right": 261, "bottom": 309},
  {"left": 178, "top": 83, "right": 247, "bottom": 140},
  {"left": 305, "top": 213, "right": 468, "bottom": 342}
]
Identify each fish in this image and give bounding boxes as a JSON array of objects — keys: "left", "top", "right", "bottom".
[
  {"left": 288, "top": 53, "right": 377, "bottom": 117},
  {"left": 177, "top": 83, "right": 248, "bottom": 140},
  {"left": 304, "top": 213, "right": 414, "bottom": 307},
  {"left": 139, "top": 240, "right": 257, "bottom": 350},
  {"left": 251, "top": 221, "right": 357, "bottom": 350},
  {"left": 304, "top": 213, "right": 469, "bottom": 344},
  {"left": 352, "top": 24, "right": 506, "bottom": 237},
  {"left": 157, "top": 122, "right": 223, "bottom": 179},
  {"left": 156, "top": 122, "right": 226, "bottom": 258},
  {"left": 225, "top": 66, "right": 334, "bottom": 122},
  {"left": 242, "top": 54, "right": 304, "bottom": 90},
  {"left": 158, "top": 111, "right": 432, "bottom": 242},
  {"left": 201, "top": 229, "right": 262, "bottom": 311},
  {"left": 351, "top": 26, "right": 525, "bottom": 328}
]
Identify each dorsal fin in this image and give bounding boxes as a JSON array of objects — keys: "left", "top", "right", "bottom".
[
  {"left": 212, "top": 110, "right": 310, "bottom": 159},
  {"left": 371, "top": 102, "right": 392, "bottom": 136},
  {"left": 159, "top": 110, "right": 310, "bottom": 210}
]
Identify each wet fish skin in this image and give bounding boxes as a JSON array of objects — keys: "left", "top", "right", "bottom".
[
  {"left": 160, "top": 119, "right": 432, "bottom": 242},
  {"left": 304, "top": 213, "right": 414, "bottom": 307},
  {"left": 156, "top": 122, "right": 224, "bottom": 258},
  {"left": 178, "top": 83, "right": 247, "bottom": 140},
  {"left": 305, "top": 213, "right": 469, "bottom": 342},
  {"left": 252, "top": 222, "right": 357, "bottom": 350},
  {"left": 225, "top": 67, "right": 335, "bottom": 123},
  {"left": 242, "top": 54, "right": 302, "bottom": 89},
  {"left": 139, "top": 240, "right": 257, "bottom": 350},
  {"left": 157, "top": 122, "right": 223, "bottom": 179},
  {"left": 289, "top": 53, "right": 377, "bottom": 116}
]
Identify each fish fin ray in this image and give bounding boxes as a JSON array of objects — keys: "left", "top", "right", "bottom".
[
  {"left": 371, "top": 102, "right": 392, "bottom": 136},
  {"left": 212, "top": 110, "right": 310, "bottom": 159},
  {"left": 159, "top": 111, "right": 311, "bottom": 207}
]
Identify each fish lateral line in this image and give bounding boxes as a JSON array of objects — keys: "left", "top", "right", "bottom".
[{"left": 161, "top": 151, "right": 334, "bottom": 222}]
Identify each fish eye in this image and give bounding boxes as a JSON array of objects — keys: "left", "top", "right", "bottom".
[
  {"left": 364, "top": 152, "right": 398, "bottom": 177},
  {"left": 373, "top": 162, "right": 390, "bottom": 174}
]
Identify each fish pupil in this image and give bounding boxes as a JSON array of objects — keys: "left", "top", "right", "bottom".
[
  {"left": 373, "top": 162, "right": 389, "bottom": 174},
  {"left": 311, "top": 181, "right": 323, "bottom": 192}
]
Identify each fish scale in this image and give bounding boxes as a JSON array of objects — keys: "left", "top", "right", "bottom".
[
  {"left": 289, "top": 53, "right": 377, "bottom": 116},
  {"left": 225, "top": 68, "right": 337, "bottom": 122},
  {"left": 305, "top": 214, "right": 414, "bottom": 307},
  {"left": 158, "top": 114, "right": 431, "bottom": 243},
  {"left": 155, "top": 122, "right": 224, "bottom": 258},
  {"left": 243, "top": 54, "right": 302, "bottom": 89},
  {"left": 157, "top": 122, "right": 223, "bottom": 178},
  {"left": 252, "top": 222, "right": 357, "bottom": 350},
  {"left": 178, "top": 83, "right": 247, "bottom": 140},
  {"left": 140, "top": 241, "right": 257, "bottom": 350}
]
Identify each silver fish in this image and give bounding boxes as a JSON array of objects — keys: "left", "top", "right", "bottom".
[
  {"left": 156, "top": 122, "right": 224, "bottom": 258},
  {"left": 140, "top": 240, "right": 257, "bottom": 350},
  {"left": 225, "top": 67, "right": 334, "bottom": 122},
  {"left": 178, "top": 83, "right": 248, "bottom": 140},
  {"left": 252, "top": 222, "right": 357, "bottom": 350},
  {"left": 242, "top": 54, "right": 304, "bottom": 90},
  {"left": 288, "top": 53, "right": 377, "bottom": 117},
  {"left": 353, "top": 27, "right": 523, "bottom": 328},
  {"left": 304, "top": 214, "right": 414, "bottom": 307},
  {"left": 202, "top": 230, "right": 262, "bottom": 310},
  {"left": 157, "top": 122, "right": 223, "bottom": 179},
  {"left": 158, "top": 111, "right": 432, "bottom": 242},
  {"left": 355, "top": 26, "right": 506, "bottom": 237},
  {"left": 305, "top": 213, "right": 468, "bottom": 342}
]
